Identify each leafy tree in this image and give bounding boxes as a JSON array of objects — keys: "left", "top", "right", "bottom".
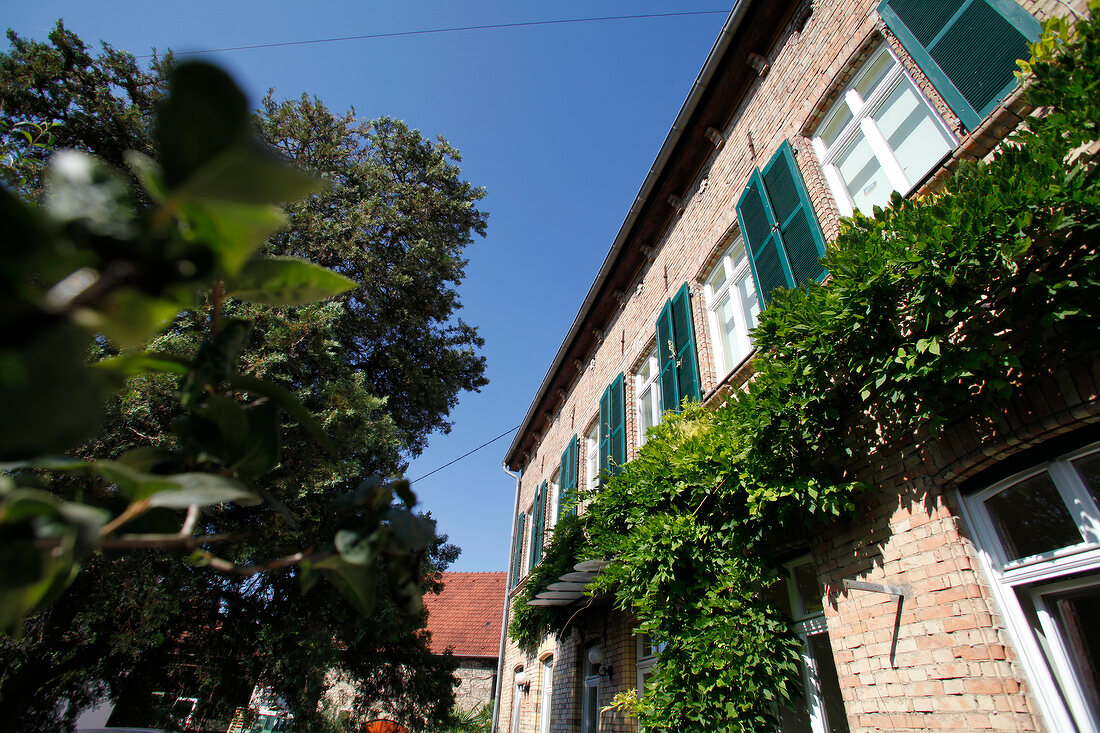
[{"left": 1, "top": 22, "right": 487, "bottom": 732}]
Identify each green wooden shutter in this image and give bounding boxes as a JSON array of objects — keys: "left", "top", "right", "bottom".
[
  {"left": 737, "top": 142, "right": 827, "bottom": 307},
  {"left": 656, "top": 300, "right": 676, "bottom": 414},
  {"left": 510, "top": 512, "right": 526, "bottom": 587},
  {"left": 598, "top": 375, "right": 626, "bottom": 482},
  {"left": 530, "top": 482, "right": 546, "bottom": 566},
  {"left": 670, "top": 283, "right": 701, "bottom": 405},
  {"left": 560, "top": 435, "right": 578, "bottom": 519},
  {"left": 879, "top": 0, "right": 1040, "bottom": 130},
  {"left": 609, "top": 373, "right": 625, "bottom": 475}
]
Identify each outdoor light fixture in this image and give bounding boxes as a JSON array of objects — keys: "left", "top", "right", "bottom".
[
  {"left": 587, "top": 646, "right": 613, "bottom": 680},
  {"left": 515, "top": 670, "right": 530, "bottom": 692}
]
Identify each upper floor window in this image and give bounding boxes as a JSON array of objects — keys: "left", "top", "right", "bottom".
[
  {"left": 704, "top": 238, "right": 760, "bottom": 378},
  {"left": 636, "top": 349, "right": 661, "bottom": 447},
  {"left": 811, "top": 45, "right": 956, "bottom": 217},
  {"left": 547, "top": 469, "right": 561, "bottom": 531},
  {"left": 510, "top": 512, "right": 527, "bottom": 588},
  {"left": 878, "top": 0, "right": 1041, "bottom": 131},
  {"left": 962, "top": 441, "right": 1100, "bottom": 732},
  {"left": 585, "top": 422, "right": 600, "bottom": 495}
]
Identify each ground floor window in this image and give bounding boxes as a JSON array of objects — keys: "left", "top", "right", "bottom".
[
  {"left": 581, "top": 643, "right": 601, "bottom": 733},
  {"left": 775, "top": 557, "right": 850, "bottom": 733},
  {"left": 539, "top": 656, "right": 554, "bottom": 733},
  {"left": 961, "top": 440, "right": 1100, "bottom": 732}
]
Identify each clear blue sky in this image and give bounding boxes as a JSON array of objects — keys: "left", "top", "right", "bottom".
[{"left": 6, "top": 2, "right": 730, "bottom": 572}]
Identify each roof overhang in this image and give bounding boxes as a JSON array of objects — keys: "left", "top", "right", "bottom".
[{"left": 505, "top": 0, "right": 802, "bottom": 470}]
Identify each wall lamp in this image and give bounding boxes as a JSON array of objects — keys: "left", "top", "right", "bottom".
[
  {"left": 515, "top": 670, "right": 530, "bottom": 693},
  {"left": 587, "top": 646, "right": 613, "bottom": 680}
]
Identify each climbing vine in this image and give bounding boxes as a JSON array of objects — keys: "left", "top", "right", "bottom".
[{"left": 512, "top": 6, "right": 1100, "bottom": 731}]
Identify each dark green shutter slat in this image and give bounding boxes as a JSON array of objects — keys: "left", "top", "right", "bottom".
[
  {"left": 762, "top": 142, "right": 827, "bottom": 289},
  {"left": 609, "top": 373, "right": 625, "bottom": 474},
  {"left": 670, "top": 283, "right": 701, "bottom": 405},
  {"left": 880, "top": 0, "right": 1040, "bottom": 129},
  {"left": 531, "top": 482, "right": 545, "bottom": 566},
  {"left": 599, "top": 384, "right": 611, "bottom": 487},
  {"left": 656, "top": 301, "right": 677, "bottom": 414},
  {"left": 737, "top": 171, "right": 788, "bottom": 307},
  {"left": 560, "top": 435, "right": 578, "bottom": 518},
  {"left": 511, "top": 512, "right": 526, "bottom": 587},
  {"left": 889, "top": 0, "right": 964, "bottom": 45}
]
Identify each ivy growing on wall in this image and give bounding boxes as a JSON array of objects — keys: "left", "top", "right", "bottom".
[{"left": 511, "top": 6, "right": 1100, "bottom": 731}]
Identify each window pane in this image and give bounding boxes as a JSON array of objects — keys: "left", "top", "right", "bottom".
[
  {"left": 795, "top": 562, "right": 824, "bottom": 617},
  {"left": 1045, "top": 584, "right": 1100, "bottom": 721},
  {"left": 852, "top": 47, "right": 894, "bottom": 101},
  {"left": 639, "top": 384, "right": 657, "bottom": 435},
  {"left": 819, "top": 104, "right": 854, "bottom": 149},
  {"left": 715, "top": 291, "right": 739, "bottom": 372},
  {"left": 835, "top": 130, "right": 891, "bottom": 215},
  {"left": 707, "top": 257, "right": 729, "bottom": 294},
  {"left": 985, "top": 472, "right": 1083, "bottom": 561},
  {"left": 735, "top": 268, "right": 760, "bottom": 331},
  {"left": 873, "top": 80, "right": 953, "bottom": 188},
  {"left": 809, "top": 632, "right": 851, "bottom": 733},
  {"left": 1073, "top": 452, "right": 1100, "bottom": 508}
]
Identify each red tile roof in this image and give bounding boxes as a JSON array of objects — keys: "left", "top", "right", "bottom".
[{"left": 423, "top": 572, "right": 507, "bottom": 659}]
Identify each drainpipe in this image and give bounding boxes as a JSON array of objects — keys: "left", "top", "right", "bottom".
[{"left": 491, "top": 463, "right": 523, "bottom": 733}]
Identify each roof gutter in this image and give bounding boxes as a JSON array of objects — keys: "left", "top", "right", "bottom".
[{"left": 504, "top": 0, "right": 754, "bottom": 466}]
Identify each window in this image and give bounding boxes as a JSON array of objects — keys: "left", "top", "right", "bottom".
[
  {"left": 585, "top": 422, "right": 600, "bottom": 495},
  {"left": 581, "top": 643, "right": 601, "bottom": 733},
  {"left": 704, "top": 238, "right": 760, "bottom": 377},
  {"left": 812, "top": 45, "right": 956, "bottom": 218},
  {"left": 774, "top": 557, "right": 850, "bottom": 733},
  {"left": 879, "top": 0, "right": 1041, "bottom": 130},
  {"left": 961, "top": 442, "right": 1100, "bottom": 733},
  {"left": 539, "top": 656, "right": 554, "bottom": 733},
  {"left": 529, "top": 483, "right": 546, "bottom": 567},
  {"left": 636, "top": 633, "right": 668, "bottom": 695},
  {"left": 510, "top": 668, "right": 524, "bottom": 733},
  {"left": 510, "top": 512, "right": 526, "bottom": 588},
  {"left": 548, "top": 470, "right": 561, "bottom": 531},
  {"left": 736, "top": 142, "right": 828, "bottom": 307},
  {"left": 598, "top": 375, "right": 626, "bottom": 482},
  {"left": 636, "top": 349, "right": 661, "bottom": 447},
  {"left": 559, "top": 435, "right": 578, "bottom": 519},
  {"left": 656, "top": 284, "right": 702, "bottom": 413}
]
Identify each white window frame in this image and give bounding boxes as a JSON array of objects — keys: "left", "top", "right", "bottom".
[
  {"left": 958, "top": 442, "right": 1100, "bottom": 733},
  {"left": 510, "top": 667, "right": 524, "bottom": 733},
  {"left": 539, "top": 655, "right": 554, "bottom": 733},
  {"left": 703, "top": 237, "right": 759, "bottom": 379},
  {"left": 636, "top": 633, "right": 668, "bottom": 695},
  {"left": 811, "top": 44, "right": 956, "bottom": 217},
  {"left": 636, "top": 348, "right": 662, "bottom": 447},
  {"left": 782, "top": 556, "right": 848, "bottom": 733},
  {"left": 547, "top": 469, "right": 561, "bottom": 531},
  {"left": 581, "top": 644, "right": 601, "bottom": 733},
  {"left": 585, "top": 422, "right": 600, "bottom": 495}
]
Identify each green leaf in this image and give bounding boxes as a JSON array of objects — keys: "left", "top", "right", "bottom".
[
  {"left": 313, "top": 555, "right": 378, "bottom": 617},
  {"left": 182, "top": 199, "right": 288, "bottom": 277},
  {"left": 335, "top": 527, "right": 378, "bottom": 566},
  {"left": 145, "top": 474, "right": 259, "bottom": 508},
  {"left": 385, "top": 509, "right": 436, "bottom": 552},
  {"left": 93, "top": 352, "right": 191, "bottom": 380},
  {"left": 226, "top": 256, "right": 357, "bottom": 305},
  {"left": 174, "top": 144, "right": 320, "bottom": 206},
  {"left": 124, "top": 150, "right": 167, "bottom": 204},
  {"left": 227, "top": 375, "right": 338, "bottom": 456},
  {"left": 72, "top": 287, "right": 190, "bottom": 349},
  {"left": 156, "top": 62, "right": 251, "bottom": 189},
  {"left": 45, "top": 150, "right": 137, "bottom": 239}
]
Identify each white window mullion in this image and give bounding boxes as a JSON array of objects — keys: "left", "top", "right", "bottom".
[{"left": 859, "top": 116, "right": 910, "bottom": 193}]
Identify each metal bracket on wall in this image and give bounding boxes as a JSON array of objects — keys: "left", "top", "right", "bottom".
[{"left": 843, "top": 578, "right": 913, "bottom": 598}]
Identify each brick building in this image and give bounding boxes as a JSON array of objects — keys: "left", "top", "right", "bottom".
[
  {"left": 423, "top": 571, "right": 508, "bottom": 713},
  {"left": 494, "top": 2, "right": 1097, "bottom": 733}
]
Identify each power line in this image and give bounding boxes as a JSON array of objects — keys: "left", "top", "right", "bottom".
[
  {"left": 142, "top": 11, "right": 729, "bottom": 58},
  {"left": 408, "top": 425, "right": 520, "bottom": 485}
]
